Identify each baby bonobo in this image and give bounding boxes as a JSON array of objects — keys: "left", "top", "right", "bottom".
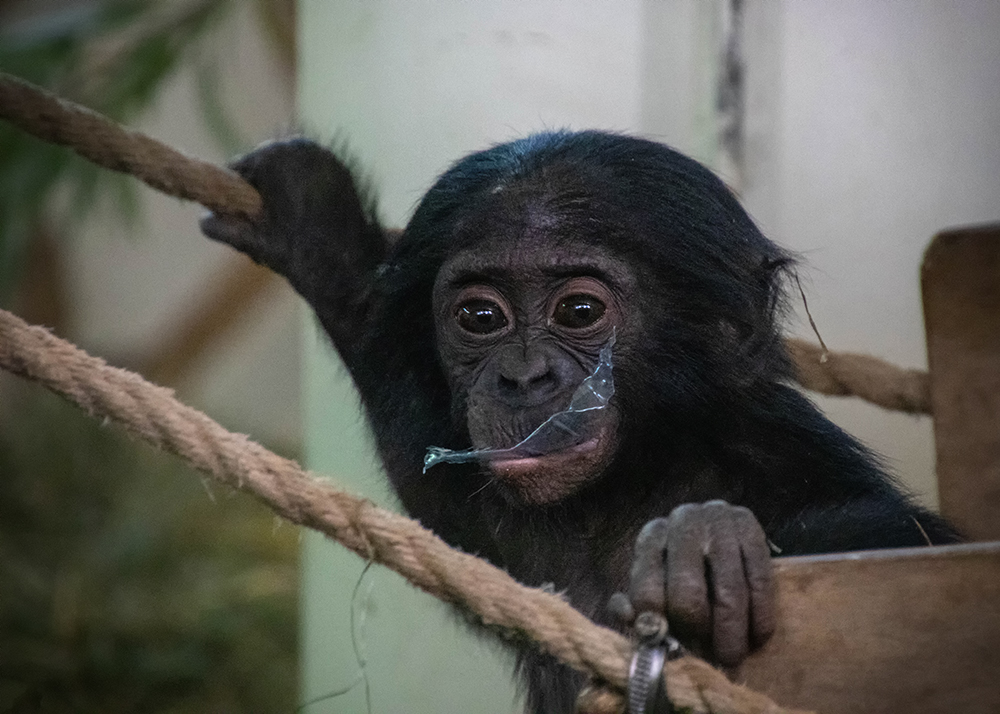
[{"left": 201, "top": 131, "right": 958, "bottom": 714}]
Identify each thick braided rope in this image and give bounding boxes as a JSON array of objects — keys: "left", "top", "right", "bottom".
[
  {"left": 0, "top": 70, "right": 929, "bottom": 415},
  {"left": 0, "top": 308, "right": 810, "bottom": 714},
  {"left": 0, "top": 72, "right": 261, "bottom": 217}
]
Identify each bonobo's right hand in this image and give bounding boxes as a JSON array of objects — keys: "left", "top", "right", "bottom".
[
  {"left": 608, "top": 501, "right": 776, "bottom": 668},
  {"left": 200, "top": 138, "right": 385, "bottom": 319}
]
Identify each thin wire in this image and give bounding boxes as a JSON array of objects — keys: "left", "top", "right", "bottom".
[
  {"left": 293, "top": 561, "right": 375, "bottom": 713},
  {"left": 352, "top": 561, "right": 375, "bottom": 714}
]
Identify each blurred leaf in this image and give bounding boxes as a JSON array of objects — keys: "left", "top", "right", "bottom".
[
  {"left": 194, "top": 57, "right": 249, "bottom": 157},
  {"left": 0, "top": 0, "right": 236, "bottom": 302}
]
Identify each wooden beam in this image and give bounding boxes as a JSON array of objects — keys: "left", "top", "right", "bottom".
[
  {"left": 922, "top": 224, "right": 1000, "bottom": 541},
  {"left": 739, "top": 541, "right": 1000, "bottom": 714}
]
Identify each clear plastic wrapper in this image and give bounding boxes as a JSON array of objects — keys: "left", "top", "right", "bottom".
[{"left": 424, "top": 335, "right": 615, "bottom": 472}]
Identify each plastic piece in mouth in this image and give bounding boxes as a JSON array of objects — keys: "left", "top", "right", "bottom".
[{"left": 423, "top": 334, "right": 615, "bottom": 472}]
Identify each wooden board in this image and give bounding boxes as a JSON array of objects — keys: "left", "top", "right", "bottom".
[
  {"left": 738, "top": 542, "right": 1000, "bottom": 714},
  {"left": 922, "top": 225, "right": 1000, "bottom": 541}
]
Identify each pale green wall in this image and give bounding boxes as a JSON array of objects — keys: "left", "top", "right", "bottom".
[
  {"left": 296, "top": 2, "right": 717, "bottom": 712},
  {"left": 300, "top": 320, "right": 519, "bottom": 713}
]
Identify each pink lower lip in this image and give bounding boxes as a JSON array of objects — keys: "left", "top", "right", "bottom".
[{"left": 490, "top": 437, "right": 601, "bottom": 470}]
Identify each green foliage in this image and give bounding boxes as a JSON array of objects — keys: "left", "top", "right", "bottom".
[
  {"left": 0, "top": 0, "right": 247, "bottom": 303},
  {"left": 0, "top": 380, "right": 299, "bottom": 713}
]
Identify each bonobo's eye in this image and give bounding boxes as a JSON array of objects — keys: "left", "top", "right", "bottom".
[
  {"left": 552, "top": 294, "right": 606, "bottom": 329},
  {"left": 456, "top": 299, "right": 509, "bottom": 335}
]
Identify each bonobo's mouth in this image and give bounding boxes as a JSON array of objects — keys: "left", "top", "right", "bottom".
[
  {"left": 486, "top": 428, "right": 614, "bottom": 505},
  {"left": 489, "top": 436, "right": 601, "bottom": 473},
  {"left": 424, "top": 335, "right": 617, "bottom": 475}
]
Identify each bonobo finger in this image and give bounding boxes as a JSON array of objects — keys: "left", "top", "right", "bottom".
[
  {"left": 607, "top": 591, "right": 635, "bottom": 625},
  {"left": 200, "top": 208, "right": 291, "bottom": 274},
  {"left": 664, "top": 506, "right": 711, "bottom": 641},
  {"left": 199, "top": 212, "right": 254, "bottom": 250},
  {"left": 628, "top": 518, "right": 671, "bottom": 615},
  {"left": 705, "top": 527, "right": 750, "bottom": 667},
  {"left": 736, "top": 512, "right": 776, "bottom": 646}
]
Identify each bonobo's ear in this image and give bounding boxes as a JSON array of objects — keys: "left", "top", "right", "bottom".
[
  {"left": 720, "top": 253, "right": 796, "bottom": 385},
  {"left": 760, "top": 254, "right": 795, "bottom": 318}
]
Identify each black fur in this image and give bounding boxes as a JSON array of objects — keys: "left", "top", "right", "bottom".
[{"left": 202, "top": 130, "right": 958, "bottom": 714}]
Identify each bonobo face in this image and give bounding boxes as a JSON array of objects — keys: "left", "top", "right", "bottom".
[{"left": 433, "top": 198, "right": 634, "bottom": 505}]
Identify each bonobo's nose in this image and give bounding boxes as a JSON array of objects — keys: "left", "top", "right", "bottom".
[{"left": 494, "top": 343, "right": 565, "bottom": 406}]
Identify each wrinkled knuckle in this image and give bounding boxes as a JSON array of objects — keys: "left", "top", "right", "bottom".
[
  {"left": 670, "top": 600, "right": 709, "bottom": 629},
  {"left": 668, "top": 502, "right": 700, "bottom": 524},
  {"left": 630, "top": 577, "right": 665, "bottom": 607},
  {"left": 233, "top": 139, "right": 327, "bottom": 185},
  {"left": 712, "top": 612, "right": 744, "bottom": 645},
  {"left": 712, "top": 584, "right": 748, "bottom": 611},
  {"left": 669, "top": 578, "right": 708, "bottom": 618},
  {"left": 637, "top": 517, "right": 671, "bottom": 546},
  {"left": 729, "top": 504, "right": 754, "bottom": 520}
]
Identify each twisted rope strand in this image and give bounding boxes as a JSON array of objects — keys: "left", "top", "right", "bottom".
[
  {"left": 786, "top": 339, "right": 930, "bottom": 414},
  {"left": 0, "top": 72, "right": 261, "bottom": 217}
]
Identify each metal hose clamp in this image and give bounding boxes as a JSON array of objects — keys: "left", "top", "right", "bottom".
[
  {"left": 628, "top": 642, "right": 668, "bottom": 714},
  {"left": 627, "top": 612, "right": 681, "bottom": 714}
]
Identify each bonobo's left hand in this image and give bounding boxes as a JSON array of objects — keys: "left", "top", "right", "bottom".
[{"left": 609, "top": 500, "right": 776, "bottom": 667}]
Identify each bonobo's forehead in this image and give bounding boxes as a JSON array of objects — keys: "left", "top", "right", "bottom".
[
  {"left": 439, "top": 236, "right": 632, "bottom": 291},
  {"left": 447, "top": 165, "right": 628, "bottom": 248},
  {"left": 439, "top": 189, "right": 632, "bottom": 286}
]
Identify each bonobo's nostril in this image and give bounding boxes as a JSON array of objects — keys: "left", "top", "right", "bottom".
[
  {"left": 498, "top": 373, "right": 520, "bottom": 392},
  {"left": 497, "top": 350, "right": 557, "bottom": 397}
]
